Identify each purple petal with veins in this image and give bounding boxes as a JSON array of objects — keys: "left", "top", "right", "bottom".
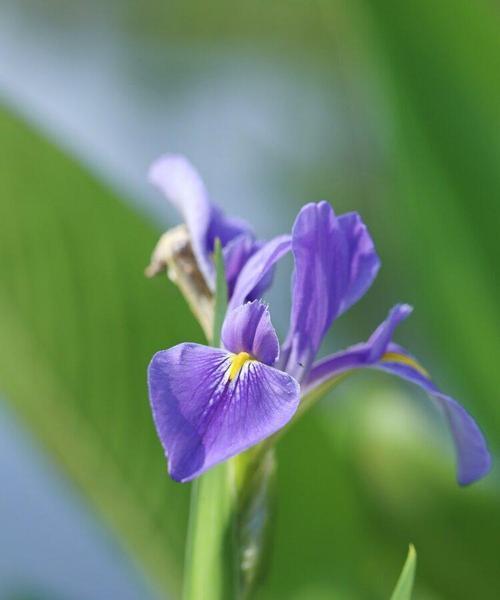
[
  {"left": 281, "top": 203, "right": 380, "bottom": 380},
  {"left": 148, "top": 301, "right": 299, "bottom": 481}
]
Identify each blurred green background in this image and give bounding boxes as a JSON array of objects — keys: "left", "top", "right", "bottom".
[{"left": 1, "top": 0, "right": 499, "bottom": 598}]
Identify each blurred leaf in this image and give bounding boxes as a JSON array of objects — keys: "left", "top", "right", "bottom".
[
  {"left": 212, "top": 238, "right": 227, "bottom": 346},
  {"left": 1, "top": 1, "right": 500, "bottom": 599},
  {"left": 357, "top": 0, "right": 500, "bottom": 438},
  {"left": 390, "top": 545, "right": 416, "bottom": 600},
  {"left": 258, "top": 376, "right": 500, "bottom": 600},
  {"left": 0, "top": 103, "right": 205, "bottom": 596}
]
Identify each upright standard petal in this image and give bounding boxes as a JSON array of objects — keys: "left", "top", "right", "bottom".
[
  {"left": 337, "top": 212, "right": 381, "bottom": 315},
  {"left": 228, "top": 234, "right": 292, "bottom": 311},
  {"left": 282, "top": 202, "right": 347, "bottom": 378},
  {"left": 303, "top": 307, "right": 491, "bottom": 485},
  {"left": 223, "top": 233, "right": 262, "bottom": 298},
  {"left": 148, "top": 343, "right": 300, "bottom": 482},
  {"left": 221, "top": 300, "right": 280, "bottom": 365},
  {"left": 282, "top": 203, "right": 380, "bottom": 379},
  {"left": 209, "top": 208, "right": 252, "bottom": 247},
  {"left": 149, "top": 154, "right": 252, "bottom": 290}
]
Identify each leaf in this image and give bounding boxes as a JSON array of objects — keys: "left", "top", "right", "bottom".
[
  {"left": 390, "top": 545, "right": 417, "bottom": 600},
  {"left": 357, "top": 0, "right": 500, "bottom": 438},
  {"left": 3, "top": 1, "right": 500, "bottom": 597},
  {"left": 182, "top": 239, "right": 236, "bottom": 600},
  {"left": 0, "top": 104, "right": 205, "bottom": 596},
  {"left": 212, "top": 238, "right": 228, "bottom": 346}
]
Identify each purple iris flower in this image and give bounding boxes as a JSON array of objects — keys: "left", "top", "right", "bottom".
[
  {"left": 148, "top": 201, "right": 491, "bottom": 485},
  {"left": 149, "top": 154, "right": 275, "bottom": 298}
]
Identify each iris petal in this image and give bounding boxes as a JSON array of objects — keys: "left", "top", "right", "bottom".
[
  {"left": 303, "top": 306, "right": 491, "bottom": 485},
  {"left": 221, "top": 300, "right": 280, "bottom": 365},
  {"left": 149, "top": 155, "right": 214, "bottom": 287},
  {"left": 304, "top": 303, "right": 413, "bottom": 389},
  {"left": 228, "top": 234, "right": 292, "bottom": 310},
  {"left": 282, "top": 203, "right": 380, "bottom": 380},
  {"left": 337, "top": 212, "right": 381, "bottom": 315},
  {"left": 223, "top": 233, "right": 262, "bottom": 298},
  {"left": 378, "top": 348, "right": 491, "bottom": 485},
  {"left": 149, "top": 154, "right": 252, "bottom": 290},
  {"left": 148, "top": 343, "right": 300, "bottom": 482}
]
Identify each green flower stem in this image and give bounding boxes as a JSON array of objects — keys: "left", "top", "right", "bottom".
[{"left": 183, "top": 461, "right": 238, "bottom": 600}]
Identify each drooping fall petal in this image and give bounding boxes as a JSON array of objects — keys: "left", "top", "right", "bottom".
[
  {"left": 148, "top": 342, "right": 299, "bottom": 482},
  {"left": 304, "top": 306, "right": 491, "bottom": 485},
  {"left": 378, "top": 345, "right": 491, "bottom": 485}
]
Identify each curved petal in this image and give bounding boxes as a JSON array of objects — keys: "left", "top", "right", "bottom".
[
  {"left": 377, "top": 349, "right": 491, "bottom": 485},
  {"left": 210, "top": 209, "right": 252, "bottom": 247},
  {"left": 282, "top": 204, "right": 381, "bottom": 380},
  {"left": 221, "top": 300, "right": 280, "bottom": 365},
  {"left": 304, "top": 304, "right": 413, "bottom": 389},
  {"left": 337, "top": 212, "right": 381, "bottom": 315},
  {"left": 149, "top": 155, "right": 214, "bottom": 287},
  {"left": 148, "top": 343, "right": 300, "bottom": 482},
  {"left": 302, "top": 308, "right": 491, "bottom": 485},
  {"left": 223, "top": 233, "right": 261, "bottom": 298},
  {"left": 149, "top": 154, "right": 252, "bottom": 290},
  {"left": 228, "top": 234, "right": 292, "bottom": 311},
  {"left": 365, "top": 304, "right": 413, "bottom": 360}
]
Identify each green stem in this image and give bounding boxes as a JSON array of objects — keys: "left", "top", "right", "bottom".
[{"left": 183, "top": 461, "right": 237, "bottom": 600}]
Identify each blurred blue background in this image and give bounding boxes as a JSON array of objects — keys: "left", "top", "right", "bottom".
[{"left": 1, "top": 0, "right": 499, "bottom": 598}]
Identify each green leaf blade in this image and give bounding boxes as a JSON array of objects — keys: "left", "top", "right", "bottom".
[
  {"left": 0, "top": 104, "right": 204, "bottom": 597},
  {"left": 212, "top": 238, "right": 228, "bottom": 346},
  {"left": 390, "top": 545, "right": 417, "bottom": 600}
]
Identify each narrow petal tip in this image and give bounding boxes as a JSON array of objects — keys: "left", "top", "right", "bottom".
[
  {"left": 396, "top": 303, "right": 413, "bottom": 319},
  {"left": 458, "top": 451, "right": 492, "bottom": 486},
  {"left": 148, "top": 154, "right": 194, "bottom": 186},
  {"left": 440, "top": 393, "right": 492, "bottom": 486}
]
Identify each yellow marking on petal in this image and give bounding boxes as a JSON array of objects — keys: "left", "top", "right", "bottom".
[
  {"left": 228, "top": 352, "right": 252, "bottom": 381},
  {"left": 382, "top": 352, "right": 430, "bottom": 377}
]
